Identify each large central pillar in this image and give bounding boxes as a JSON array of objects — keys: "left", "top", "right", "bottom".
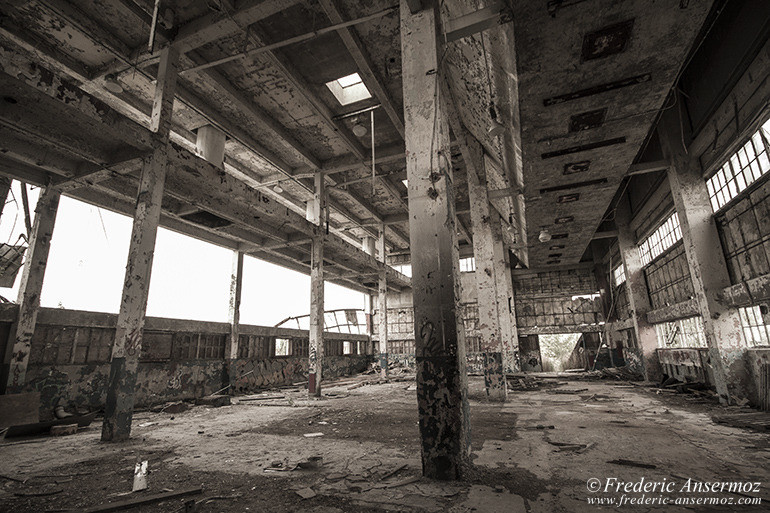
[
  {"left": 658, "top": 102, "right": 749, "bottom": 403},
  {"left": 377, "top": 225, "right": 389, "bottom": 378},
  {"left": 101, "top": 47, "right": 178, "bottom": 441},
  {"left": 466, "top": 142, "right": 507, "bottom": 400},
  {"left": 401, "top": 0, "right": 470, "bottom": 479},
  {"left": 615, "top": 198, "right": 662, "bottom": 382},
  {"left": 308, "top": 171, "right": 326, "bottom": 397}
]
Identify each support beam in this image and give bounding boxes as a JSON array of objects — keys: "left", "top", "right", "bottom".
[
  {"left": 101, "top": 47, "right": 178, "bottom": 442},
  {"left": 3, "top": 186, "right": 60, "bottom": 393},
  {"left": 228, "top": 251, "right": 244, "bottom": 387},
  {"left": 658, "top": 102, "right": 751, "bottom": 404},
  {"left": 377, "top": 225, "right": 388, "bottom": 379},
  {"left": 308, "top": 172, "right": 326, "bottom": 397},
  {"left": 615, "top": 198, "right": 662, "bottom": 383},
  {"left": 401, "top": 0, "right": 469, "bottom": 480},
  {"left": 443, "top": 1, "right": 511, "bottom": 43}
]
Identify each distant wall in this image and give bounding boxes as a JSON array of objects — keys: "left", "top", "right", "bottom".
[{"left": 0, "top": 307, "right": 370, "bottom": 419}]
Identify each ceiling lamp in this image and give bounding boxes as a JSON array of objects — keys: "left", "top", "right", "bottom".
[
  {"left": 273, "top": 184, "right": 283, "bottom": 194},
  {"left": 104, "top": 74, "right": 124, "bottom": 94},
  {"left": 352, "top": 124, "right": 368, "bottom": 137},
  {"left": 538, "top": 229, "right": 552, "bottom": 243}
]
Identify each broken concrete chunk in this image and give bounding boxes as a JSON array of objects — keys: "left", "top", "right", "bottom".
[{"left": 296, "top": 487, "right": 316, "bottom": 499}]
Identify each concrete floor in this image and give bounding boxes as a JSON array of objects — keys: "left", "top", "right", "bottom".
[{"left": 1, "top": 375, "right": 769, "bottom": 512}]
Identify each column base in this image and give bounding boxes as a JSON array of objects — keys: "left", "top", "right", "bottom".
[
  {"left": 308, "top": 372, "right": 321, "bottom": 397},
  {"left": 101, "top": 357, "right": 138, "bottom": 442},
  {"left": 379, "top": 352, "right": 389, "bottom": 378},
  {"left": 483, "top": 352, "right": 507, "bottom": 402}
]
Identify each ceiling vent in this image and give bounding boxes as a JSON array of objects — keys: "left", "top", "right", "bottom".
[
  {"left": 549, "top": 244, "right": 565, "bottom": 250},
  {"left": 543, "top": 73, "right": 651, "bottom": 106},
  {"left": 564, "top": 160, "right": 590, "bottom": 174},
  {"left": 555, "top": 216, "right": 574, "bottom": 224},
  {"left": 180, "top": 210, "right": 232, "bottom": 229},
  {"left": 542, "top": 137, "right": 626, "bottom": 159},
  {"left": 552, "top": 233, "right": 569, "bottom": 239},
  {"left": 540, "top": 178, "right": 608, "bottom": 194},
  {"left": 581, "top": 20, "right": 634, "bottom": 61},
  {"left": 569, "top": 108, "right": 607, "bottom": 132},
  {"left": 557, "top": 193, "right": 580, "bottom": 203}
]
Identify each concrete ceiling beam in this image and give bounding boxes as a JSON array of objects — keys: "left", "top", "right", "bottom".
[{"left": 318, "top": 0, "right": 405, "bottom": 139}]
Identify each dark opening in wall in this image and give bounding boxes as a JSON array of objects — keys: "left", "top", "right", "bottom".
[{"left": 180, "top": 210, "right": 232, "bottom": 229}]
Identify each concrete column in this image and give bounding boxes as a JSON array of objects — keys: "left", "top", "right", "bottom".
[
  {"left": 466, "top": 156, "right": 506, "bottom": 401},
  {"left": 102, "top": 47, "right": 178, "bottom": 442},
  {"left": 196, "top": 125, "right": 226, "bottom": 169},
  {"left": 227, "top": 250, "right": 244, "bottom": 386},
  {"left": 401, "top": 0, "right": 470, "bottom": 480},
  {"left": 658, "top": 104, "right": 750, "bottom": 403},
  {"left": 615, "top": 198, "right": 662, "bottom": 382},
  {"left": 493, "top": 218, "right": 519, "bottom": 374},
  {"left": 308, "top": 171, "right": 325, "bottom": 397},
  {"left": 377, "top": 225, "right": 388, "bottom": 378},
  {"left": 3, "top": 185, "right": 60, "bottom": 392}
]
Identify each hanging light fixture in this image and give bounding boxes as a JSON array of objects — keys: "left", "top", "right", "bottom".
[
  {"left": 104, "top": 74, "right": 124, "bottom": 94},
  {"left": 538, "top": 229, "right": 552, "bottom": 243}
]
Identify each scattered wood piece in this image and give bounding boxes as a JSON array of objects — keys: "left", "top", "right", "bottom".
[
  {"left": 607, "top": 459, "right": 657, "bottom": 469},
  {"left": 238, "top": 395, "right": 285, "bottom": 402},
  {"left": 385, "top": 476, "right": 421, "bottom": 488},
  {"left": 14, "top": 488, "right": 63, "bottom": 497},
  {"left": 75, "top": 487, "right": 202, "bottom": 512},
  {"left": 0, "top": 473, "right": 26, "bottom": 483},
  {"left": 379, "top": 464, "right": 408, "bottom": 481}
]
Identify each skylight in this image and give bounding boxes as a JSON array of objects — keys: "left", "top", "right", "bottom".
[{"left": 325, "top": 72, "right": 372, "bottom": 106}]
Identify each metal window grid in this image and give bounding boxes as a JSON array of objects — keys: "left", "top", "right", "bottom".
[
  {"left": 739, "top": 305, "right": 770, "bottom": 347},
  {"left": 639, "top": 212, "right": 683, "bottom": 266},
  {"left": 707, "top": 119, "right": 770, "bottom": 212}
]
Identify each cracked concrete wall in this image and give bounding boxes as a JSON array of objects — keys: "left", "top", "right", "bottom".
[{"left": 1, "top": 308, "right": 371, "bottom": 419}]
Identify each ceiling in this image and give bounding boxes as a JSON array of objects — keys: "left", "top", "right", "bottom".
[{"left": 0, "top": 0, "right": 716, "bottom": 282}]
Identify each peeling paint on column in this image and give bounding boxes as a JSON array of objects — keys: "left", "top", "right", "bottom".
[
  {"left": 101, "top": 47, "right": 178, "bottom": 442},
  {"left": 4, "top": 186, "right": 60, "bottom": 393},
  {"left": 659, "top": 104, "right": 752, "bottom": 404},
  {"left": 401, "top": 0, "right": 470, "bottom": 480}
]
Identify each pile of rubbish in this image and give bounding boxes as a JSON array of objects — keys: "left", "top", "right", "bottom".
[{"left": 583, "top": 365, "right": 644, "bottom": 381}]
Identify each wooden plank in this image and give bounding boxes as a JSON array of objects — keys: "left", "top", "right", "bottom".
[{"left": 77, "top": 487, "right": 202, "bottom": 513}]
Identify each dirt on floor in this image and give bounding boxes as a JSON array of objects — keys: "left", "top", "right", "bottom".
[{"left": 1, "top": 373, "right": 769, "bottom": 512}]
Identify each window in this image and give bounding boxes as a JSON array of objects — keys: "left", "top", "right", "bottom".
[
  {"left": 739, "top": 305, "right": 770, "bottom": 347},
  {"left": 325, "top": 73, "right": 372, "bottom": 106},
  {"left": 654, "top": 317, "right": 707, "bottom": 348},
  {"left": 274, "top": 338, "right": 289, "bottom": 356},
  {"left": 613, "top": 264, "right": 626, "bottom": 287},
  {"left": 392, "top": 264, "right": 411, "bottom": 277},
  {"left": 459, "top": 257, "right": 475, "bottom": 273},
  {"left": 638, "top": 212, "right": 682, "bottom": 266},
  {"left": 343, "top": 341, "right": 355, "bottom": 355},
  {"left": 706, "top": 118, "right": 770, "bottom": 212}
]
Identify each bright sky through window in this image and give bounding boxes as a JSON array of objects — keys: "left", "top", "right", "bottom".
[{"left": 325, "top": 72, "right": 372, "bottom": 106}]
